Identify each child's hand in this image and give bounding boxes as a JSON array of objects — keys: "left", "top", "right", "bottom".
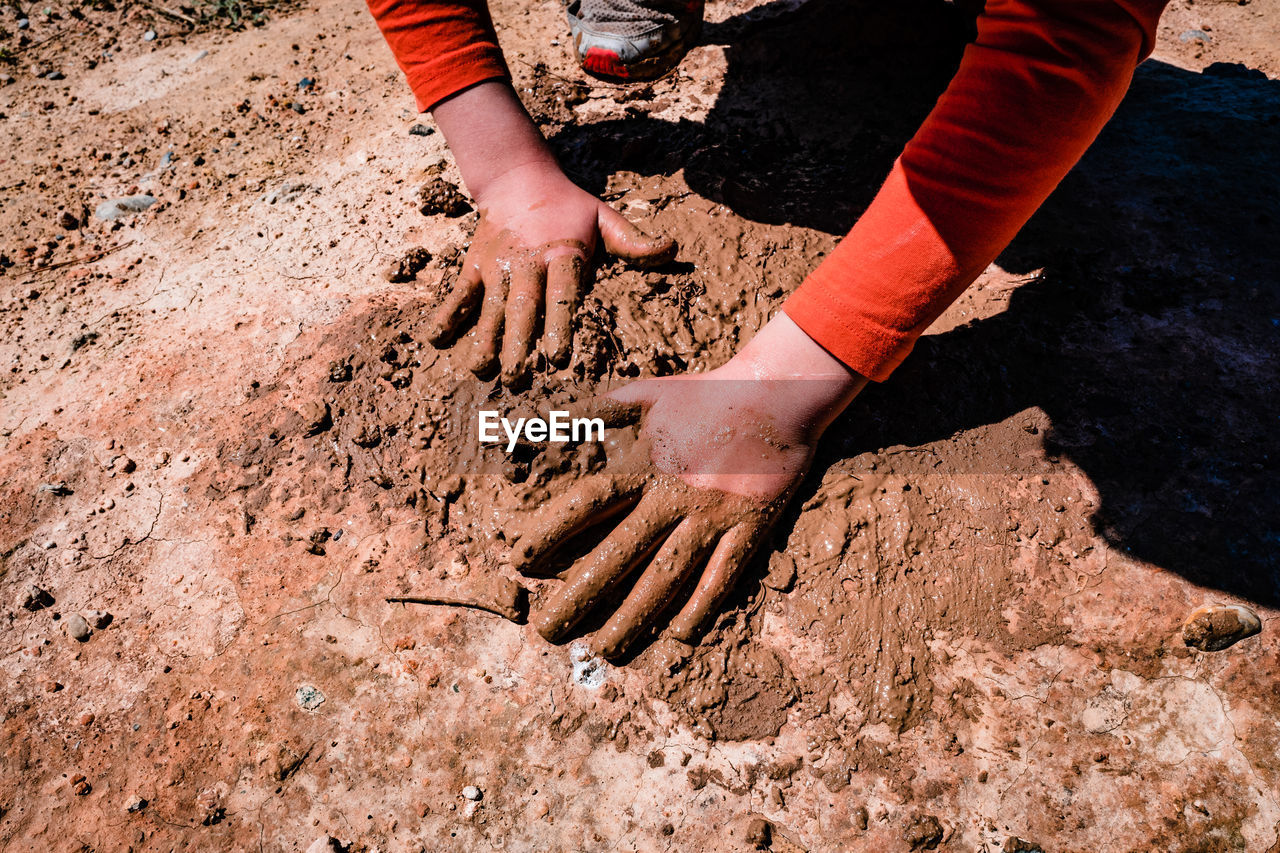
[
  {"left": 511, "top": 314, "right": 867, "bottom": 657},
  {"left": 426, "top": 82, "right": 673, "bottom": 382},
  {"left": 427, "top": 162, "right": 674, "bottom": 382}
]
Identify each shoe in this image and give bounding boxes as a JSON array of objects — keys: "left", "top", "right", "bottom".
[{"left": 565, "top": 0, "right": 704, "bottom": 81}]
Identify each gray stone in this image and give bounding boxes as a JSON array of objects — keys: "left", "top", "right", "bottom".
[
  {"left": 295, "top": 684, "right": 325, "bottom": 711},
  {"left": 64, "top": 612, "right": 91, "bottom": 642},
  {"left": 95, "top": 195, "right": 157, "bottom": 221}
]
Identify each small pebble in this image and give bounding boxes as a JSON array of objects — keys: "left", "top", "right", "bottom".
[
  {"left": 45, "top": 70, "right": 64, "bottom": 80},
  {"left": 17, "top": 17, "right": 28, "bottom": 28},
  {"left": 143, "top": 29, "right": 156, "bottom": 41},
  {"left": 1183, "top": 603, "right": 1262, "bottom": 651},
  {"left": 744, "top": 816, "right": 772, "bottom": 848},
  {"left": 408, "top": 123, "right": 434, "bottom": 137},
  {"left": 64, "top": 612, "right": 91, "bottom": 642},
  {"left": 126, "top": 794, "right": 148, "bottom": 813},
  {"left": 86, "top": 610, "right": 113, "bottom": 629},
  {"left": 570, "top": 641, "right": 607, "bottom": 688},
  {"left": 462, "top": 785, "right": 482, "bottom": 801},
  {"left": 295, "top": 684, "right": 325, "bottom": 710},
  {"left": 306, "top": 837, "right": 341, "bottom": 853},
  {"left": 19, "top": 585, "right": 55, "bottom": 611},
  {"left": 95, "top": 195, "right": 156, "bottom": 221}
]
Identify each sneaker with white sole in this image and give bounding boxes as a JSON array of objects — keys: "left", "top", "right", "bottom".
[{"left": 566, "top": 0, "right": 704, "bottom": 81}]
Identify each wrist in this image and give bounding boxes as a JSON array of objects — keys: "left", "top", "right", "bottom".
[
  {"left": 720, "top": 312, "right": 867, "bottom": 437},
  {"left": 431, "top": 81, "right": 562, "bottom": 203},
  {"left": 469, "top": 158, "right": 576, "bottom": 214}
]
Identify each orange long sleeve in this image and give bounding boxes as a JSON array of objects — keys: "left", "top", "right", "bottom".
[
  {"left": 365, "top": 0, "right": 510, "bottom": 111},
  {"left": 783, "top": 0, "right": 1168, "bottom": 381}
]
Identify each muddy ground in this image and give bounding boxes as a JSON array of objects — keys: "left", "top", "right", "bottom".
[{"left": 2, "top": 0, "right": 1279, "bottom": 850}]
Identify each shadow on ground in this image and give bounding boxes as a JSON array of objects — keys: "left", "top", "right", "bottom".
[{"left": 551, "top": 0, "right": 1280, "bottom": 608}]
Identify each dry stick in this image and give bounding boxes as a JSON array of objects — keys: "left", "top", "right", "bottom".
[
  {"left": 512, "top": 57, "right": 592, "bottom": 91},
  {"left": 13, "top": 28, "right": 68, "bottom": 54},
  {"left": 28, "top": 240, "right": 135, "bottom": 276},
  {"left": 386, "top": 594, "right": 525, "bottom": 623},
  {"left": 139, "top": 0, "right": 197, "bottom": 26}
]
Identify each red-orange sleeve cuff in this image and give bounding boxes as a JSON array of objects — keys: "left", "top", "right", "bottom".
[{"left": 366, "top": 0, "right": 511, "bottom": 112}]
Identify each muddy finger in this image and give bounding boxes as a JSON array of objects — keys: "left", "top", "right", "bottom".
[
  {"left": 425, "top": 262, "right": 483, "bottom": 346},
  {"left": 667, "top": 522, "right": 760, "bottom": 643},
  {"left": 598, "top": 207, "right": 677, "bottom": 268},
  {"left": 531, "top": 491, "right": 680, "bottom": 642},
  {"left": 594, "top": 516, "right": 718, "bottom": 659},
  {"left": 467, "top": 267, "right": 510, "bottom": 377},
  {"left": 543, "top": 254, "right": 585, "bottom": 367},
  {"left": 499, "top": 262, "right": 546, "bottom": 384},
  {"left": 509, "top": 473, "right": 642, "bottom": 573}
]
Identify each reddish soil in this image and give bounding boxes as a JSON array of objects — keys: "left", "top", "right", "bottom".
[{"left": 2, "top": 0, "right": 1278, "bottom": 850}]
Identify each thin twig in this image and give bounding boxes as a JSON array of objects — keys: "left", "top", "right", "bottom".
[
  {"left": 512, "top": 57, "right": 592, "bottom": 90},
  {"left": 27, "top": 239, "right": 134, "bottom": 276},
  {"left": 139, "top": 0, "right": 197, "bottom": 25},
  {"left": 386, "top": 594, "right": 525, "bottom": 623}
]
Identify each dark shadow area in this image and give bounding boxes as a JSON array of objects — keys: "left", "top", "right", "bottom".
[{"left": 546, "top": 0, "right": 1280, "bottom": 610}]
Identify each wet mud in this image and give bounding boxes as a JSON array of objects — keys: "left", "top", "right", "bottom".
[{"left": 1, "top": 0, "right": 1278, "bottom": 849}]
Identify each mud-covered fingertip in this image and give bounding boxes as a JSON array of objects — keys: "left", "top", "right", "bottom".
[
  {"left": 591, "top": 625, "right": 628, "bottom": 662},
  {"left": 544, "top": 334, "right": 572, "bottom": 369},
  {"left": 424, "top": 322, "right": 450, "bottom": 348},
  {"left": 530, "top": 608, "right": 569, "bottom": 643},
  {"left": 499, "top": 358, "right": 529, "bottom": 387},
  {"left": 630, "top": 234, "right": 678, "bottom": 269},
  {"left": 467, "top": 341, "right": 500, "bottom": 379},
  {"left": 650, "top": 634, "right": 695, "bottom": 670}
]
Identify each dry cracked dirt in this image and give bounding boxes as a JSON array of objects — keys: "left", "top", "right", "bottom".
[{"left": 2, "top": 0, "right": 1279, "bottom": 850}]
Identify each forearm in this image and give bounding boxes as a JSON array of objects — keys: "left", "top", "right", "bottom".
[
  {"left": 785, "top": 0, "right": 1168, "bottom": 382},
  {"left": 431, "top": 82, "right": 562, "bottom": 204}
]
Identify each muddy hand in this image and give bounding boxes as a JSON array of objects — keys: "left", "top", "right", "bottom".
[
  {"left": 510, "top": 373, "right": 823, "bottom": 658},
  {"left": 424, "top": 166, "right": 675, "bottom": 383}
]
